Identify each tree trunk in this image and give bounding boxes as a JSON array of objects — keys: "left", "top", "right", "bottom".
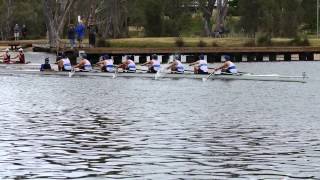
[
  {"left": 42, "top": 0, "right": 75, "bottom": 48},
  {"left": 214, "top": 0, "right": 229, "bottom": 33},
  {"left": 5, "top": 0, "right": 13, "bottom": 40},
  {"left": 101, "top": 0, "right": 128, "bottom": 38},
  {"left": 200, "top": 0, "right": 216, "bottom": 37}
]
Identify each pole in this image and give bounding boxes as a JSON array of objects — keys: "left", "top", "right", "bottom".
[{"left": 317, "top": 0, "right": 319, "bottom": 38}]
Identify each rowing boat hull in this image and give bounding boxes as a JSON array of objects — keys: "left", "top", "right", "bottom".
[{"left": 0, "top": 69, "right": 307, "bottom": 83}]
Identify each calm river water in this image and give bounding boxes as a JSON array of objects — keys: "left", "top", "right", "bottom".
[{"left": 0, "top": 52, "right": 320, "bottom": 179}]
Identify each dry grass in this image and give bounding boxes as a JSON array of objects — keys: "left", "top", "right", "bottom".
[{"left": 2, "top": 37, "right": 320, "bottom": 48}]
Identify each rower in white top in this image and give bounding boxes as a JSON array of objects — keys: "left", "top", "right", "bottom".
[
  {"left": 57, "top": 54, "right": 72, "bottom": 71},
  {"left": 189, "top": 54, "right": 209, "bottom": 74},
  {"left": 96, "top": 54, "right": 114, "bottom": 73},
  {"left": 117, "top": 55, "right": 136, "bottom": 73},
  {"left": 167, "top": 55, "right": 184, "bottom": 74},
  {"left": 142, "top": 54, "right": 161, "bottom": 73},
  {"left": 74, "top": 54, "right": 92, "bottom": 71},
  {"left": 214, "top": 55, "right": 238, "bottom": 74}
]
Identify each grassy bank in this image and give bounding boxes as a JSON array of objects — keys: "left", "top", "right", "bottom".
[
  {"left": 1, "top": 37, "right": 320, "bottom": 49},
  {"left": 101, "top": 37, "right": 320, "bottom": 48}
]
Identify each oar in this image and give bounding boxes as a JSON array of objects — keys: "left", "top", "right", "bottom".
[
  {"left": 202, "top": 69, "right": 216, "bottom": 82},
  {"left": 68, "top": 67, "right": 75, "bottom": 78},
  {"left": 112, "top": 66, "right": 118, "bottom": 79}
]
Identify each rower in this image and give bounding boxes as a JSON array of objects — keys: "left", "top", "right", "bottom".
[
  {"left": 215, "top": 55, "right": 238, "bottom": 74},
  {"left": 117, "top": 55, "right": 136, "bottom": 73},
  {"left": 167, "top": 55, "right": 184, "bottom": 74},
  {"left": 12, "top": 48, "right": 26, "bottom": 64},
  {"left": 142, "top": 54, "right": 161, "bottom": 73},
  {"left": 189, "top": 54, "right": 208, "bottom": 74},
  {"left": 0, "top": 48, "right": 11, "bottom": 64},
  {"left": 74, "top": 54, "right": 92, "bottom": 71},
  {"left": 57, "top": 54, "right": 72, "bottom": 71},
  {"left": 96, "top": 54, "right": 114, "bottom": 73},
  {"left": 40, "top": 57, "right": 52, "bottom": 71}
]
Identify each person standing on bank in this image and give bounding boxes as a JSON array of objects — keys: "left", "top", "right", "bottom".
[
  {"left": 88, "top": 24, "right": 98, "bottom": 48},
  {"left": 67, "top": 24, "right": 76, "bottom": 49},
  {"left": 14, "top": 24, "right": 20, "bottom": 41},
  {"left": 75, "top": 21, "right": 85, "bottom": 48},
  {"left": 22, "top": 24, "right": 27, "bottom": 39}
]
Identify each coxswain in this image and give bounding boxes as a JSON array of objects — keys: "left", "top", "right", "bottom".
[
  {"left": 189, "top": 54, "right": 208, "bottom": 74},
  {"left": 74, "top": 54, "right": 92, "bottom": 71},
  {"left": 96, "top": 54, "right": 114, "bottom": 72},
  {"left": 117, "top": 55, "right": 136, "bottom": 73},
  {"left": 11, "top": 48, "right": 26, "bottom": 64},
  {"left": 0, "top": 48, "right": 11, "bottom": 64},
  {"left": 57, "top": 54, "right": 72, "bottom": 71},
  {"left": 214, "top": 55, "right": 238, "bottom": 74},
  {"left": 40, "top": 57, "right": 52, "bottom": 71},
  {"left": 167, "top": 55, "right": 184, "bottom": 74},
  {"left": 142, "top": 54, "right": 161, "bottom": 73}
]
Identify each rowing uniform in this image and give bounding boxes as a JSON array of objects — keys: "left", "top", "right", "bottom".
[
  {"left": 103, "top": 59, "right": 114, "bottom": 72},
  {"left": 82, "top": 59, "right": 92, "bottom": 71},
  {"left": 18, "top": 53, "right": 25, "bottom": 64},
  {"left": 198, "top": 60, "right": 208, "bottom": 74},
  {"left": 62, "top": 58, "right": 72, "bottom": 71},
  {"left": 149, "top": 59, "right": 161, "bottom": 73},
  {"left": 3, "top": 53, "right": 10, "bottom": 64},
  {"left": 126, "top": 60, "right": 136, "bottom": 72},
  {"left": 175, "top": 60, "right": 184, "bottom": 74},
  {"left": 226, "top": 61, "right": 237, "bottom": 74}
]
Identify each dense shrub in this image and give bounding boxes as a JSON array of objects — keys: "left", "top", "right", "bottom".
[
  {"left": 197, "top": 40, "right": 207, "bottom": 47},
  {"left": 243, "top": 39, "right": 256, "bottom": 47},
  {"left": 289, "top": 35, "right": 310, "bottom": 46},
  {"left": 255, "top": 33, "right": 271, "bottom": 46},
  {"left": 97, "top": 39, "right": 111, "bottom": 47},
  {"left": 175, "top": 37, "right": 185, "bottom": 47}
]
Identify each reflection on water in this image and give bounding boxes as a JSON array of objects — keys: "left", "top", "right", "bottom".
[{"left": 0, "top": 61, "right": 320, "bottom": 179}]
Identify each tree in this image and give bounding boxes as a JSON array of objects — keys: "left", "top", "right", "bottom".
[
  {"left": 143, "top": 0, "right": 163, "bottom": 36},
  {"left": 97, "top": 0, "right": 129, "bottom": 38},
  {"left": 199, "top": 0, "right": 216, "bottom": 36},
  {"left": 0, "top": 0, "right": 14, "bottom": 40},
  {"left": 301, "top": 0, "right": 317, "bottom": 32},
  {"left": 214, "top": 0, "right": 229, "bottom": 33},
  {"left": 42, "top": 0, "right": 75, "bottom": 47}
]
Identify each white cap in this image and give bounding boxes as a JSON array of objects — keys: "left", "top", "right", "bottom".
[
  {"left": 18, "top": 48, "right": 23, "bottom": 51},
  {"left": 5, "top": 48, "right": 9, "bottom": 52}
]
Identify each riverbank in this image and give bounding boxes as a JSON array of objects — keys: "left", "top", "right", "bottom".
[{"left": 1, "top": 37, "right": 320, "bottom": 49}]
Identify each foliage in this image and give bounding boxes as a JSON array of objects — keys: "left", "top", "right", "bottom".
[
  {"left": 97, "top": 38, "right": 111, "bottom": 47},
  {"left": 289, "top": 35, "right": 310, "bottom": 46},
  {"left": 211, "top": 41, "right": 219, "bottom": 47},
  {"left": 0, "top": 0, "right": 318, "bottom": 40},
  {"left": 197, "top": 40, "right": 207, "bottom": 47},
  {"left": 175, "top": 37, "right": 185, "bottom": 47},
  {"left": 255, "top": 33, "right": 272, "bottom": 46}
]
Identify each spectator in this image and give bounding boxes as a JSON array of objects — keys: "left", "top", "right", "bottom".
[
  {"left": 75, "top": 21, "right": 85, "bottom": 48},
  {"left": 67, "top": 24, "right": 76, "bottom": 49},
  {"left": 21, "top": 24, "right": 27, "bottom": 39},
  {"left": 88, "top": 24, "right": 98, "bottom": 48},
  {"left": 14, "top": 24, "right": 20, "bottom": 40}
]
